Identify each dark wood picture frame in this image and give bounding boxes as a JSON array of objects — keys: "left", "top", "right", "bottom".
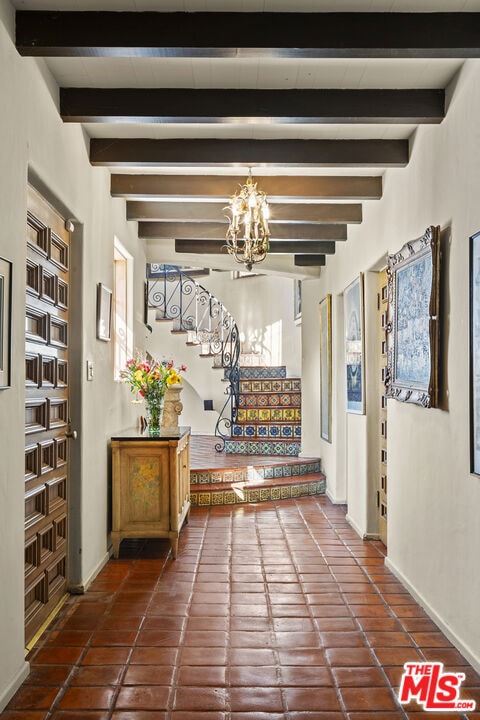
[
  {"left": 96, "top": 282, "right": 112, "bottom": 342},
  {"left": 0, "top": 256, "right": 12, "bottom": 389},
  {"left": 385, "top": 225, "right": 440, "bottom": 408},
  {"left": 470, "top": 231, "right": 480, "bottom": 474}
]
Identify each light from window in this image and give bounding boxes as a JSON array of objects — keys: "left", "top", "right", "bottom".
[{"left": 113, "top": 241, "right": 133, "bottom": 380}]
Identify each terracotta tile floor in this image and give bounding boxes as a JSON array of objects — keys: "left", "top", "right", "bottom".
[
  {"left": 190, "top": 435, "right": 319, "bottom": 470},
  {"left": 3, "top": 496, "right": 480, "bottom": 720}
]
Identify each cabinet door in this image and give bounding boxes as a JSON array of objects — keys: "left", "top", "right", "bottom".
[{"left": 118, "top": 447, "right": 170, "bottom": 531}]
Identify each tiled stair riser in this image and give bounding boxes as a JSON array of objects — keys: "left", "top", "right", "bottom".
[
  {"left": 240, "top": 379, "right": 301, "bottom": 393},
  {"left": 224, "top": 440, "right": 301, "bottom": 455},
  {"left": 237, "top": 408, "right": 301, "bottom": 422},
  {"left": 232, "top": 424, "right": 301, "bottom": 439},
  {"left": 239, "top": 366, "right": 287, "bottom": 380},
  {"left": 191, "top": 460, "right": 322, "bottom": 485},
  {"left": 239, "top": 393, "right": 301, "bottom": 408},
  {"left": 190, "top": 476, "right": 326, "bottom": 507}
]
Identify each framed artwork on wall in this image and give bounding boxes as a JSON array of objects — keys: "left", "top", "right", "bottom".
[
  {"left": 294, "top": 279, "right": 302, "bottom": 323},
  {"left": 344, "top": 274, "right": 365, "bottom": 414},
  {"left": 319, "top": 294, "right": 332, "bottom": 441},
  {"left": 385, "top": 225, "right": 440, "bottom": 408},
  {"left": 96, "top": 283, "right": 113, "bottom": 342},
  {"left": 0, "top": 256, "right": 12, "bottom": 389},
  {"left": 470, "top": 231, "right": 480, "bottom": 474}
]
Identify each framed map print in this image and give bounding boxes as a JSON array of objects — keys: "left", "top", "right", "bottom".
[{"left": 385, "top": 225, "right": 440, "bottom": 408}]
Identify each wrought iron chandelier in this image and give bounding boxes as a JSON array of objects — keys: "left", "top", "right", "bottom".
[{"left": 225, "top": 170, "right": 271, "bottom": 272}]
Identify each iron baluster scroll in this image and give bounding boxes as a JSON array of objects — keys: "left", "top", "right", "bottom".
[{"left": 147, "top": 265, "right": 240, "bottom": 450}]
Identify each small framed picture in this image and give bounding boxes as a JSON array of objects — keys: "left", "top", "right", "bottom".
[
  {"left": 344, "top": 274, "right": 365, "bottom": 414},
  {"left": 0, "top": 256, "right": 12, "bottom": 389},
  {"left": 96, "top": 283, "right": 112, "bottom": 342},
  {"left": 294, "top": 279, "right": 302, "bottom": 323}
]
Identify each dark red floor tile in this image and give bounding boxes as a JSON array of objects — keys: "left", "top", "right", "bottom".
[
  {"left": 325, "top": 648, "right": 374, "bottom": 667},
  {"left": 130, "top": 647, "right": 176, "bottom": 665},
  {"left": 142, "top": 616, "right": 185, "bottom": 631},
  {"left": 91, "top": 631, "right": 137, "bottom": 647},
  {"left": 50, "top": 713, "right": 109, "bottom": 720},
  {"left": 373, "top": 647, "right": 422, "bottom": 666},
  {"left": 25, "top": 665, "right": 72, "bottom": 686},
  {"left": 170, "top": 713, "right": 225, "bottom": 720},
  {"left": 356, "top": 618, "right": 403, "bottom": 632},
  {"left": 273, "top": 631, "right": 321, "bottom": 648},
  {"left": 278, "top": 649, "right": 327, "bottom": 666},
  {"left": 320, "top": 632, "right": 367, "bottom": 648},
  {"left": 6, "top": 686, "right": 59, "bottom": 711},
  {"left": 230, "top": 714, "right": 285, "bottom": 720},
  {"left": 347, "top": 713, "right": 405, "bottom": 719},
  {"left": 70, "top": 666, "right": 123, "bottom": 686},
  {"left": 189, "top": 603, "right": 229, "bottom": 617},
  {"left": 0, "top": 713, "right": 48, "bottom": 720},
  {"left": 179, "top": 646, "right": 227, "bottom": 666},
  {"left": 173, "top": 687, "right": 228, "bottom": 711},
  {"left": 280, "top": 666, "right": 333, "bottom": 686},
  {"left": 135, "top": 630, "right": 183, "bottom": 647},
  {"left": 122, "top": 665, "right": 174, "bottom": 686},
  {"left": 176, "top": 666, "right": 226, "bottom": 686},
  {"left": 339, "top": 686, "right": 399, "bottom": 711},
  {"left": 310, "top": 604, "right": 351, "bottom": 618},
  {"left": 365, "top": 631, "right": 414, "bottom": 647},
  {"left": 183, "top": 630, "right": 228, "bottom": 647},
  {"left": 421, "top": 646, "right": 472, "bottom": 665},
  {"left": 230, "top": 648, "right": 276, "bottom": 666},
  {"left": 30, "top": 647, "right": 83, "bottom": 665},
  {"left": 331, "top": 666, "right": 386, "bottom": 687},
  {"left": 410, "top": 631, "right": 455, "bottom": 647},
  {"left": 187, "top": 616, "right": 229, "bottom": 631},
  {"left": 284, "top": 686, "right": 341, "bottom": 711},
  {"left": 57, "top": 687, "right": 115, "bottom": 710},
  {"left": 82, "top": 648, "right": 130, "bottom": 665},
  {"left": 230, "top": 687, "right": 283, "bottom": 712},
  {"left": 270, "top": 604, "right": 310, "bottom": 618},
  {"left": 47, "top": 631, "right": 93, "bottom": 646},
  {"left": 230, "top": 666, "right": 280, "bottom": 687},
  {"left": 115, "top": 686, "right": 169, "bottom": 710}
]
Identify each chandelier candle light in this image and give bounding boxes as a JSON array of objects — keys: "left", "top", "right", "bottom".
[
  {"left": 121, "top": 356, "right": 186, "bottom": 436},
  {"left": 225, "top": 170, "right": 271, "bottom": 272}
]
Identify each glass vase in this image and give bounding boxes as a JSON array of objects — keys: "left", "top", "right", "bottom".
[{"left": 144, "top": 393, "right": 165, "bottom": 436}]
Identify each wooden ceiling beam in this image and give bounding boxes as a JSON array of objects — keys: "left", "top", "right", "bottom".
[
  {"left": 62, "top": 88, "right": 443, "bottom": 124},
  {"left": 139, "top": 222, "right": 347, "bottom": 241},
  {"left": 112, "top": 174, "right": 382, "bottom": 200},
  {"left": 16, "top": 12, "right": 480, "bottom": 59},
  {"left": 294, "top": 255, "right": 327, "bottom": 267},
  {"left": 127, "top": 201, "right": 363, "bottom": 223},
  {"left": 174, "top": 240, "right": 336, "bottom": 254},
  {"left": 91, "top": 138, "right": 408, "bottom": 167}
]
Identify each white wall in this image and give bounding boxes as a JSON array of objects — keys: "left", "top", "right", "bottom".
[
  {"left": 302, "top": 61, "right": 480, "bottom": 670},
  {"left": 0, "top": 1, "right": 146, "bottom": 706}
]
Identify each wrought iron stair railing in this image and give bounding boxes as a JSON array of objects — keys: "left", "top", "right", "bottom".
[{"left": 146, "top": 264, "right": 240, "bottom": 450}]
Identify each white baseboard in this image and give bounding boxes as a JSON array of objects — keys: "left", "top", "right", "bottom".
[
  {"left": 69, "top": 551, "right": 110, "bottom": 595},
  {"left": 385, "top": 556, "right": 480, "bottom": 675},
  {"left": 346, "top": 513, "right": 366, "bottom": 539},
  {"left": 0, "top": 661, "right": 29, "bottom": 712},
  {"left": 326, "top": 488, "right": 347, "bottom": 505}
]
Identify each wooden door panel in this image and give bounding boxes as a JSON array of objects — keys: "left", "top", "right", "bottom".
[{"left": 25, "top": 186, "right": 70, "bottom": 645}]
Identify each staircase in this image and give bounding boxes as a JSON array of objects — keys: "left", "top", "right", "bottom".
[{"left": 225, "top": 365, "right": 302, "bottom": 455}]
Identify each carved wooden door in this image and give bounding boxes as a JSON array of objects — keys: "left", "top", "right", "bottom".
[
  {"left": 25, "top": 186, "right": 70, "bottom": 644},
  {"left": 377, "top": 269, "right": 388, "bottom": 546}
]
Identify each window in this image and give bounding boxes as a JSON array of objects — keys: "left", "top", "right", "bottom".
[{"left": 113, "top": 240, "right": 133, "bottom": 380}]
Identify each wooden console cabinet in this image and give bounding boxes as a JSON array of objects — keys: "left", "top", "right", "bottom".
[{"left": 111, "top": 427, "right": 190, "bottom": 559}]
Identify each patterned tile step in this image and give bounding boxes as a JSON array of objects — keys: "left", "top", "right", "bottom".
[
  {"left": 231, "top": 423, "right": 301, "bottom": 439},
  {"left": 190, "top": 459, "right": 322, "bottom": 485},
  {"left": 224, "top": 439, "right": 301, "bottom": 456},
  {"left": 239, "top": 392, "right": 301, "bottom": 408},
  {"left": 237, "top": 408, "right": 301, "bottom": 422},
  {"left": 239, "top": 366, "right": 287, "bottom": 380},
  {"left": 240, "top": 379, "right": 301, "bottom": 393},
  {"left": 190, "top": 473, "right": 326, "bottom": 506}
]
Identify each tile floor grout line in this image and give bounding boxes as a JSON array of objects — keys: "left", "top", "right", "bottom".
[
  {"left": 275, "top": 498, "right": 350, "bottom": 719},
  {"left": 255, "top": 502, "right": 287, "bottom": 719},
  {"left": 295, "top": 496, "right": 411, "bottom": 720},
  {"left": 104, "top": 540, "right": 175, "bottom": 720},
  {"left": 167, "top": 508, "right": 210, "bottom": 719}
]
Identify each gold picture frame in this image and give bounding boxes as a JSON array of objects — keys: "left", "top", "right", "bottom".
[{"left": 319, "top": 294, "right": 332, "bottom": 442}]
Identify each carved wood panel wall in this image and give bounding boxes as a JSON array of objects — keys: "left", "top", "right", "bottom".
[{"left": 25, "top": 186, "right": 70, "bottom": 644}]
